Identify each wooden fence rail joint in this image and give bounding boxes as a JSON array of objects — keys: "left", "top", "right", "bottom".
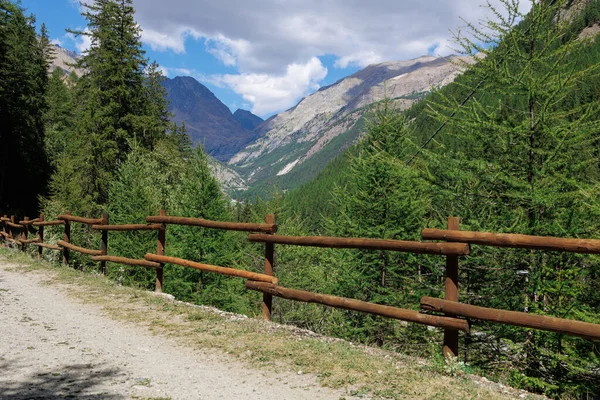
[{"left": 19, "top": 218, "right": 39, "bottom": 225}]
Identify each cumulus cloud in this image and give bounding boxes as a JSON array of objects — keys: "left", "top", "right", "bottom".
[
  {"left": 142, "top": 26, "right": 202, "bottom": 53},
  {"left": 216, "top": 57, "right": 327, "bottom": 116},
  {"left": 66, "top": 28, "right": 92, "bottom": 53},
  {"left": 130, "top": 0, "right": 532, "bottom": 115}
]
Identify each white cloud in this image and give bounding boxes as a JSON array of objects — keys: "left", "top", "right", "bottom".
[
  {"left": 66, "top": 28, "right": 92, "bottom": 54},
  {"left": 217, "top": 57, "right": 327, "bottom": 116},
  {"left": 141, "top": 26, "right": 201, "bottom": 54},
  {"left": 132, "top": 0, "right": 532, "bottom": 72},
  {"left": 51, "top": 38, "right": 64, "bottom": 47},
  {"left": 130, "top": 0, "right": 532, "bottom": 115},
  {"left": 204, "top": 35, "right": 251, "bottom": 67}
]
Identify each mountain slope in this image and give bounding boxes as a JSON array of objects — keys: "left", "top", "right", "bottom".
[
  {"left": 233, "top": 109, "right": 264, "bottom": 131},
  {"left": 162, "top": 77, "right": 262, "bottom": 161},
  {"left": 49, "top": 45, "right": 83, "bottom": 77},
  {"left": 228, "top": 55, "right": 471, "bottom": 196}
]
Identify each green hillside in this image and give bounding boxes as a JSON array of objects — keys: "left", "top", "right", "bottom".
[{"left": 278, "top": 1, "right": 600, "bottom": 396}]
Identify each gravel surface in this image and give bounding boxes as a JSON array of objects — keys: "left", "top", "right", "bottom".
[{"left": 0, "top": 261, "right": 350, "bottom": 399}]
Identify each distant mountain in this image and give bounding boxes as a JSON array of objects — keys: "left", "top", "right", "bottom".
[
  {"left": 233, "top": 109, "right": 264, "bottom": 131},
  {"left": 162, "top": 77, "right": 262, "bottom": 161},
  {"left": 48, "top": 44, "right": 83, "bottom": 77},
  {"left": 227, "top": 55, "right": 472, "bottom": 195}
]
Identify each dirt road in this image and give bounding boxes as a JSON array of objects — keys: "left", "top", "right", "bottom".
[{"left": 0, "top": 261, "right": 349, "bottom": 399}]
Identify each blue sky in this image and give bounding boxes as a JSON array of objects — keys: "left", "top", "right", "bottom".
[{"left": 20, "top": 0, "right": 530, "bottom": 119}]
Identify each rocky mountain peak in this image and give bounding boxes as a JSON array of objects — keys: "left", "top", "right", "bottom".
[{"left": 233, "top": 109, "right": 264, "bottom": 131}]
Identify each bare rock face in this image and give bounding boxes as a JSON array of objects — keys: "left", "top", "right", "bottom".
[
  {"left": 228, "top": 56, "right": 471, "bottom": 193},
  {"left": 48, "top": 45, "right": 83, "bottom": 77},
  {"left": 209, "top": 159, "right": 249, "bottom": 193}
]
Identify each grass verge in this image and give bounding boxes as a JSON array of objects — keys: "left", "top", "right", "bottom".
[{"left": 0, "top": 247, "right": 541, "bottom": 400}]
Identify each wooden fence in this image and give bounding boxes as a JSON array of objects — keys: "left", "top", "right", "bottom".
[{"left": 1, "top": 211, "right": 599, "bottom": 360}]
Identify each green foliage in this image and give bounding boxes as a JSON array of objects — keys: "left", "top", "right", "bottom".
[
  {"left": 46, "top": 0, "right": 175, "bottom": 217},
  {"left": 419, "top": 1, "right": 600, "bottom": 395},
  {"left": 323, "top": 99, "right": 438, "bottom": 349},
  {"left": 0, "top": 0, "right": 50, "bottom": 215},
  {"left": 8, "top": 0, "right": 600, "bottom": 397},
  {"left": 44, "top": 69, "right": 75, "bottom": 166},
  {"left": 280, "top": 0, "right": 600, "bottom": 395}
]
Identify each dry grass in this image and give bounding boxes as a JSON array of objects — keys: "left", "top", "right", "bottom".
[{"left": 0, "top": 247, "right": 542, "bottom": 400}]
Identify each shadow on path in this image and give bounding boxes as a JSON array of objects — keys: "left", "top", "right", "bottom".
[{"left": 0, "top": 359, "right": 127, "bottom": 399}]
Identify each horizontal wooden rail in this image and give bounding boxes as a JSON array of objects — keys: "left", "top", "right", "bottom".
[
  {"left": 145, "top": 253, "right": 278, "bottom": 284},
  {"left": 0, "top": 217, "right": 10, "bottom": 222},
  {"left": 57, "top": 214, "right": 103, "bottom": 225},
  {"left": 6, "top": 222, "right": 24, "bottom": 229},
  {"left": 420, "top": 297, "right": 600, "bottom": 341},
  {"left": 91, "top": 255, "right": 160, "bottom": 269},
  {"left": 32, "top": 220, "right": 64, "bottom": 227},
  {"left": 248, "top": 234, "right": 470, "bottom": 256},
  {"left": 422, "top": 228, "right": 600, "bottom": 254},
  {"left": 56, "top": 240, "right": 102, "bottom": 256},
  {"left": 18, "top": 218, "right": 39, "bottom": 225},
  {"left": 32, "top": 242, "right": 61, "bottom": 250},
  {"left": 0, "top": 231, "right": 9, "bottom": 237},
  {"left": 246, "top": 281, "right": 470, "bottom": 332},
  {"left": 20, "top": 238, "right": 40, "bottom": 244},
  {"left": 7, "top": 238, "right": 22, "bottom": 245},
  {"left": 146, "top": 215, "right": 277, "bottom": 233},
  {"left": 91, "top": 223, "right": 163, "bottom": 231}
]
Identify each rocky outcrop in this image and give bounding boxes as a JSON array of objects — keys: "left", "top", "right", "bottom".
[{"left": 48, "top": 45, "right": 83, "bottom": 77}]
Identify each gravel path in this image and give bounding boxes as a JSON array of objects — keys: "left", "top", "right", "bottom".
[{"left": 0, "top": 261, "right": 348, "bottom": 399}]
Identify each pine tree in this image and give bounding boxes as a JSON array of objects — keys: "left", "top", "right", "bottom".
[
  {"left": 44, "top": 68, "right": 74, "bottom": 166},
  {"left": 0, "top": 0, "right": 50, "bottom": 215},
  {"left": 48, "top": 0, "right": 171, "bottom": 214}
]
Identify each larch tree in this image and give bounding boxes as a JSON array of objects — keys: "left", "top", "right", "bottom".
[{"left": 423, "top": 0, "right": 600, "bottom": 395}]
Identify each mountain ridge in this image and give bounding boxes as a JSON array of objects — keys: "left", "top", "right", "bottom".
[
  {"left": 225, "top": 55, "right": 471, "bottom": 196},
  {"left": 162, "top": 76, "right": 264, "bottom": 161}
]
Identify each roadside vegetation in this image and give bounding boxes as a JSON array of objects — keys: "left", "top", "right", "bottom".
[{"left": 0, "top": 247, "right": 540, "bottom": 400}]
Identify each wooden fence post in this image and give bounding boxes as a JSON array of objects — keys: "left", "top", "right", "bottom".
[
  {"left": 63, "top": 211, "right": 71, "bottom": 265},
  {"left": 9, "top": 215, "right": 14, "bottom": 241},
  {"left": 21, "top": 216, "right": 28, "bottom": 251},
  {"left": 1, "top": 214, "right": 7, "bottom": 246},
  {"left": 155, "top": 209, "right": 166, "bottom": 293},
  {"left": 262, "top": 214, "right": 275, "bottom": 320},
  {"left": 38, "top": 214, "right": 44, "bottom": 260},
  {"left": 443, "top": 216, "right": 460, "bottom": 359},
  {"left": 100, "top": 212, "right": 109, "bottom": 275}
]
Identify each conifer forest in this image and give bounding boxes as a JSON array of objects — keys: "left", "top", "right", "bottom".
[{"left": 1, "top": 0, "right": 600, "bottom": 397}]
